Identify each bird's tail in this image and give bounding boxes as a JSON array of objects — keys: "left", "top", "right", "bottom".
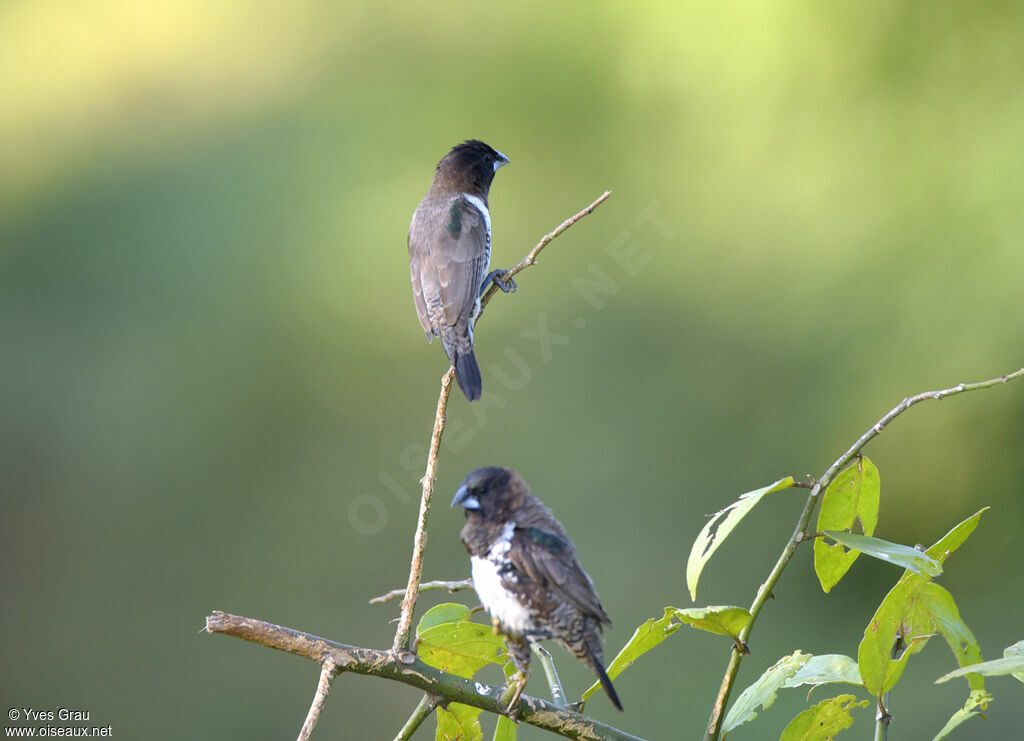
[
  {"left": 585, "top": 645, "right": 623, "bottom": 711},
  {"left": 454, "top": 349, "right": 482, "bottom": 402},
  {"left": 441, "top": 327, "right": 482, "bottom": 402}
]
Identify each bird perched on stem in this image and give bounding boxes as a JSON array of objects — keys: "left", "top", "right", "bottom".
[
  {"left": 451, "top": 466, "right": 623, "bottom": 713},
  {"left": 408, "top": 140, "right": 514, "bottom": 401}
]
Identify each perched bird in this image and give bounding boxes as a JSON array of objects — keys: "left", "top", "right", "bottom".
[
  {"left": 408, "top": 140, "right": 514, "bottom": 401},
  {"left": 452, "top": 466, "right": 623, "bottom": 712}
]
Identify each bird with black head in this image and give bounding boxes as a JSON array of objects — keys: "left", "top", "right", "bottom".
[
  {"left": 409, "top": 140, "right": 514, "bottom": 401},
  {"left": 452, "top": 466, "right": 623, "bottom": 713}
]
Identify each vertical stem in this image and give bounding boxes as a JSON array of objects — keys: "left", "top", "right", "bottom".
[
  {"left": 297, "top": 661, "right": 339, "bottom": 741},
  {"left": 874, "top": 635, "right": 901, "bottom": 741},
  {"left": 393, "top": 693, "right": 438, "bottom": 741},
  {"left": 532, "top": 644, "right": 568, "bottom": 708},
  {"left": 703, "top": 487, "right": 822, "bottom": 740},
  {"left": 392, "top": 369, "right": 454, "bottom": 654},
  {"left": 873, "top": 698, "right": 889, "bottom": 741}
]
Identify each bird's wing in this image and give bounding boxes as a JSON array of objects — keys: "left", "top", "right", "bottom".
[
  {"left": 410, "top": 194, "right": 488, "bottom": 332},
  {"left": 509, "top": 525, "right": 612, "bottom": 625},
  {"left": 408, "top": 208, "right": 435, "bottom": 336},
  {"left": 409, "top": 264, "right": 433, "bottom": 337}
]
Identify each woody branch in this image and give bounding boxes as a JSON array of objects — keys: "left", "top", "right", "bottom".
[{"left": 206, "top": 611, "right": 645, "bottom": 741}]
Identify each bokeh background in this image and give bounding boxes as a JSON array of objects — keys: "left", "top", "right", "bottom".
[{"left": 2, "top": 1, "right": 1023, "bottom": 739}]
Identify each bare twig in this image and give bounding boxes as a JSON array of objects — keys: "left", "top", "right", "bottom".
[
  {"left": 206, "top": 611, "right": 645, "bottom": 741},
  {"left": 297, "top": 661, "right": 338, "bottom": 741},
  {"left": 370, "top": 578, "right": 473, "bottom": 605},
  {"left": 392, "top": 370, "right": 454, "bottom": 654},
  {"left": 390, "top": 191, "right": 614, "bottom": 655},
  {"left": 478, "top": 190, "right": 613, "bottom": 316},
  {"left": 703, "top": 367, "right": 1024, "bottom": 741},
  {"left": 394, "top": 693, "right": 438, "bottom": 741}
]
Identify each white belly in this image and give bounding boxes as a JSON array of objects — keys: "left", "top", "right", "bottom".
[{"left": 471, "top": 556, "right": 534, "bottom": 635}]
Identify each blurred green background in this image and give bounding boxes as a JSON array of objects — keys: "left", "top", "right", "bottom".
[{"left": 2, "top": 1, "right": 1023, "bottom": 738}]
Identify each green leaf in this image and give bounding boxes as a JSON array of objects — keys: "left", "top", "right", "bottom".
[
  {"left": 418, "top": 603, "right": 474, "bottom": 636},
  {"left": 858, "top": 510, "right": 989, "bottom": 696},
  {"left": 671, "top": 606, "right": 751, "bottom": 642},
  {"left": 779, "top": 694, "right": 869, "bottom": 741},
  {"left": 492, "top": 715, "right": 516, "bottom": 741},
  {"left": 936, "top": 655, "right": 1024, "bottom": 683},
  {"left": 502, "top": 658, "right": 518, "bottom": 681},
  {"left": 418, "top": 621, "right": 506, "bottom": 678},
  {"left": 931, "top": 689, "right": 992, "bottom": 740},
  {"left": 814, "top": 458, "right": 880, "bottom": 592},
  {"left": 722, "top": 650, "right": 810, "bottom": 734},
  {"left": 925, "top": 508, "right": 988, "bottom": 564},
  {"left": 436, "top": 702, "right": 483, "bottom": 741},
  {"left": 416, "top": 602, "right": 506, "bottom": 679},
  {"left": 583, "top": 605, "right": 751, "bottom": 701},
  {"left": 783, "top": 654, "right": 863, "bottom": 689},
  {"left": 857, "top": 578, "right": 929, "bottom": 695},
  {"left": 582, "top": 607, "right": 683, "bottom": 702},
  {"left": 686, "top": 477, "right": 793, "bottom": 600},
  {"left": 919, "top": 583, "right": 984, "bottom": 691},
  {"left": 1005, "top": 640, "right": 1024, "bottom": 684},
  {"left": 822, "top": 531, "right": 942, "bottom": 577}
]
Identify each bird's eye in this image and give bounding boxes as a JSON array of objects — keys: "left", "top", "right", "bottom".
[{"left": 484, "top": 154, "right": 493, "bottom": 163}]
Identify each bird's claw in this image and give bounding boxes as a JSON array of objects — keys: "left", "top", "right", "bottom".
[
  {"left": 482, "top": 269, "right": 517, "bottom": 296},
  {"left": 501, "top": 673, "right": 528, "bottom": 719}
]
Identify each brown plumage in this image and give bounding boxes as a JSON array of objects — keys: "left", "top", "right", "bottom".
[
  {"left": 451, "top": 467, "right": 623, "bottom": 711},
  {"left": 408, "top": 140, "right": 511, "bottom": 401}
]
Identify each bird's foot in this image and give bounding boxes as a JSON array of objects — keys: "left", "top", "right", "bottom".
[
  {"left": 500, "top": 672, "right": 528, "bottom": 719},
  {"left": 482, "top": 269, "right": 517, "bottom": 296}
]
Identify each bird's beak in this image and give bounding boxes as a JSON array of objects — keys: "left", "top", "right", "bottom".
[
  {"left": 451, "top": 485, "right": 480, "bottom": 510},
  {"left": 493, "top": 151, "right": 509, "bottom": 172}
]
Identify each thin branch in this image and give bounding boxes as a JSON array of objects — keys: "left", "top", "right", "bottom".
[
  {"left": 370, "top": 578, "right": 474, "bottom": 605},
  {"left": 479, "top": 190, "right": 614, "bottom": 315},
  {"left": 703, "top": 366, "right": 1024, "bottom": 741},
  {"left": 297, "top": 661, "right": 339, "bottom": 741},
  {"left": 394, "top": 693, "right": 438, "bottom": 741},
  {"left": 206, "top": 611, "right": 645, "bottom": 741},
  {"left": 390, "top": 191, "right": 614, "bottom": 655},
  {"left": 392, "top": 369, "right": 454, "bottom": 654},
  {"left": 533, "top": 644, "right": 568, "bottom": 709}
]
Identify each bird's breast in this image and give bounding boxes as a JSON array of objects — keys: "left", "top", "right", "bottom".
[{"left": 470, "top": 555, "right": 535, "bottom": 636}]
